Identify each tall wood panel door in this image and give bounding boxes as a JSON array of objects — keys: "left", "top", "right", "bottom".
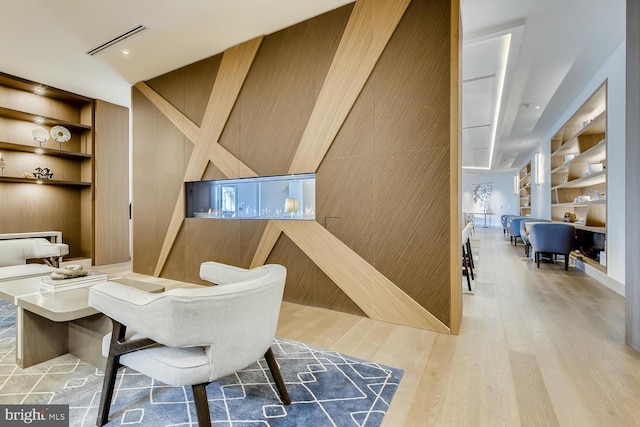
[{"left": 94, "top": 100, "right": 130, "bottom": 265}]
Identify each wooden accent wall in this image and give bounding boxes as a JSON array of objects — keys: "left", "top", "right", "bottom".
[{"left": 132, "top": 0, "right": 460, "bottom": 332}]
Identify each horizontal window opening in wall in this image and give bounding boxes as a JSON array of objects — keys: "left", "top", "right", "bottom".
[{"left": 185, "top": 173, "right": 315, "bottom": 220}]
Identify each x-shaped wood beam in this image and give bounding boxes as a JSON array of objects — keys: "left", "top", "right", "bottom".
[{"left": 137, "top": 0, "right": 449, "bottom": 333}]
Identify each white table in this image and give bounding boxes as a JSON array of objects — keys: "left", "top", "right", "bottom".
[
  {"left": 468, "top": 212, "right": 494, "bottom": 228},
  {"left": 0, "top": 276, "right": 163, "bottom": 368}
]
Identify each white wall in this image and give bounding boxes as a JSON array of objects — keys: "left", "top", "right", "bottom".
[
  {"left": 462, "top": 170, "right": 520, "bottom": 228},
  {"left": 529, "top": 41, "right": 625, "bottom": 288}
]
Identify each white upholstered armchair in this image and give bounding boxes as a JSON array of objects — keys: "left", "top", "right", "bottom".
[{"left": 88, "top": 261, "right": 290, "bottom": 427}]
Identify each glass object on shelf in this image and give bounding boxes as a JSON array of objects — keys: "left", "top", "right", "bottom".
[{"left": 185, "top": 173, "right": 315, "bottom": 220}]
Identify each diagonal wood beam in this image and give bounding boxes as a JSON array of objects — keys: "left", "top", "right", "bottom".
[
  {"left": 274, "top": 220, "right": 450, "bottom": 333},
  {"left": 253, "top": 0, "right": 411, "bottom": 273},
  {"left": 134, "top": 82, "right": 200, "bottom": 143},
  {"left": 153, "top": 37, "right": 263, "bottom": 276},
  {"left": 250, "top": 221, "right": 283, "bottom": 268},
  {"left": 135, "top": 82, "right": 257, "bottom": 177},
  {"left": 288, "top": 0, "right": 410, "bottom": 174}
]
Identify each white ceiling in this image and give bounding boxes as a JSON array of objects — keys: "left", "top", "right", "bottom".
[{"left": 0, "top": 0, "right": 626, "bottom": 172}]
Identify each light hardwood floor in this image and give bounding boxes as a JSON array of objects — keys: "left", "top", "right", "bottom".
[{"left": 98, "top": 227, "right": 640, "bottom": 426}]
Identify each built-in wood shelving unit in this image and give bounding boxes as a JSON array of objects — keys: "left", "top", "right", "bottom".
[{"left": 549, "top": 82, "right": 607, "bottom": 268}]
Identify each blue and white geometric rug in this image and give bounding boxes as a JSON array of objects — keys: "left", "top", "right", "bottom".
[{"left": 0, "top": 300, "right": 403, "bottom": 426}]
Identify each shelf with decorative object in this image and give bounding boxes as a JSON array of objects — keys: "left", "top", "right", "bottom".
[
  {"left": 0, "top": 141, "right": 92, "bottom": 159},
  {"left": 0, "top": 106, "right": 92, "bottom": 132},
  {"left": 0, "top": 176, "right": 91, "bottom": 187},
  {"left": 0, "top": 72, "right": 129, "bottom": 265},
  {"left": 518, "top": 161, "right": 531, "bottom": 216},
  {"left": 549, "top": 82, "right": 607, "bottom": 268}
]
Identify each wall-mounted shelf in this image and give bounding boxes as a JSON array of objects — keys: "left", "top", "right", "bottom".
[
  {"left": 571, "top": 250, "right": 606, "bottom": 273},
  {"left": 519, "top": 161, "right": 531, "bottom": 216},
  {"left": 0, "top": 176, "right": 91, "bottom": 187},
  {"left": 0, "top": 106, "right": 91, "bottom": 132},
  {"left": 551, "top": 170, "right": 606, "bottom": 190},
  {"left": 549, "top": 82, "right": 607, "bottom": 268},
  {"left": 0, "top": 141, "right": 91, "bottom": 159},
  {"left": 0, "top": 71, "right": 129, "bottom": 266}
]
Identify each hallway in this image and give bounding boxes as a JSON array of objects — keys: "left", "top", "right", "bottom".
[
  {"left": 276, "top": 227, "right": 640, "bottom": 426},
  {"left": 452, "top": 227, "right": 638, "bottom": 425}
]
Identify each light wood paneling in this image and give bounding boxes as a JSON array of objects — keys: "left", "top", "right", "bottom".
[
  {"left": 274, "top": 220, "right": 449, "bottom": 332},
  {"left": 288, "top": 0, "right": 411, "bottom": 174},
  {"left": 250, "top": 221, "right": 283, "bottom": 268},
  {"left": 132, "top": 87, "right": 164, "bottom": 275},
  {"left": 132, "top": 0, "right": 458, "bottom": 331},
  {"left": 372, "top": 149, "right": 451, "bottom": 324},
  {"left": 372, "top": 0, "right": 450, "bottom": 155},
  {"left": 0, "top": 85, "right": 84, "bottom": 124},
  {"left": 315, "top": 155, "right": 376, "bottom": 263},
  {"left": 266, "top": 230, "right": 366, "bottom": 316},
  {"left": 150, "top": 37, "right": 263, "bottom": 277},
  {"left": 234, "top": 22, "right": 317, "bottom": 176},
  {"left": 134, "top": 82, "right": 199, "bottom": 144},
  {"left": 147, "top": 55, "right": 223, "bottom": 127},
  {"left": 93, "top": 100, "right": 129, "bottom": 265},
  {"left": 181, "top": 218, "right": 265, "bottom": 284}
]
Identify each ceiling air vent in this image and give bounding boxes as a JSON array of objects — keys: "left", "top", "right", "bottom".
[{"left": 86, "top": 24, "right": 147, "bottom": 56}]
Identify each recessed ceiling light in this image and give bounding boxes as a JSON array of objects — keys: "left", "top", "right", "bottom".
[
  {"left": 34, "top": 117, "right": 44, "bottom": 124},
  {"left": 120, "top": 49, "right": 131, "bottom": 56},
  {"left": 520, "top": 103, "right": 541, "bottom": 110},
  {"left": 34, "top": 87, "right": 45, "bottom": 95},
  {"left": 35, "top": 148, "right": 44, "bottom": 155}
]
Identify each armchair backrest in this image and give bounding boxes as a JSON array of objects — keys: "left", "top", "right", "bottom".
[
  {"left": 529, "top": 223, "right": 575, "bottom": 254},
  {"left": 519, "top": 219, "right": 551, "bottom": 241},
  {"left": 462, "top": 222, "right": 473, "bottom": 243},
  {"left": 509, "top": 217, "right": 529, "bottom": 237},
  {"left": 89, "top": 264, "right": 287, "bottom": 380},
  {"left": 502, "top": 214, "right": 516, "bottom": 229}
]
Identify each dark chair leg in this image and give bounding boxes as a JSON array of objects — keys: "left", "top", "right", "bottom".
[
  {"left": 264, "top": 348, "right": 291, "bottom": 405},
  {"left": 565, "top": 254, "right": 569, "bottom": 271},
  {"left": 97, "top": 322, "right": 127, "bottom": 426},
  {"left": 466, "top": 239, "right": 475, "bottom": 271},
  {"left": 463, "top": 240, "right": 475, "bottom": 280},
  {"left": 97, "top": 319, "right": 158, "bottom": 427},
  {"left": 462, "top": 246, "right": 472, "bottom": 291},
  {"left": 536, "top": 252, "right": 540, "bottom": 268},
  {"left": 192, "top": 383, "right": 212, "bottom": 427}
]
